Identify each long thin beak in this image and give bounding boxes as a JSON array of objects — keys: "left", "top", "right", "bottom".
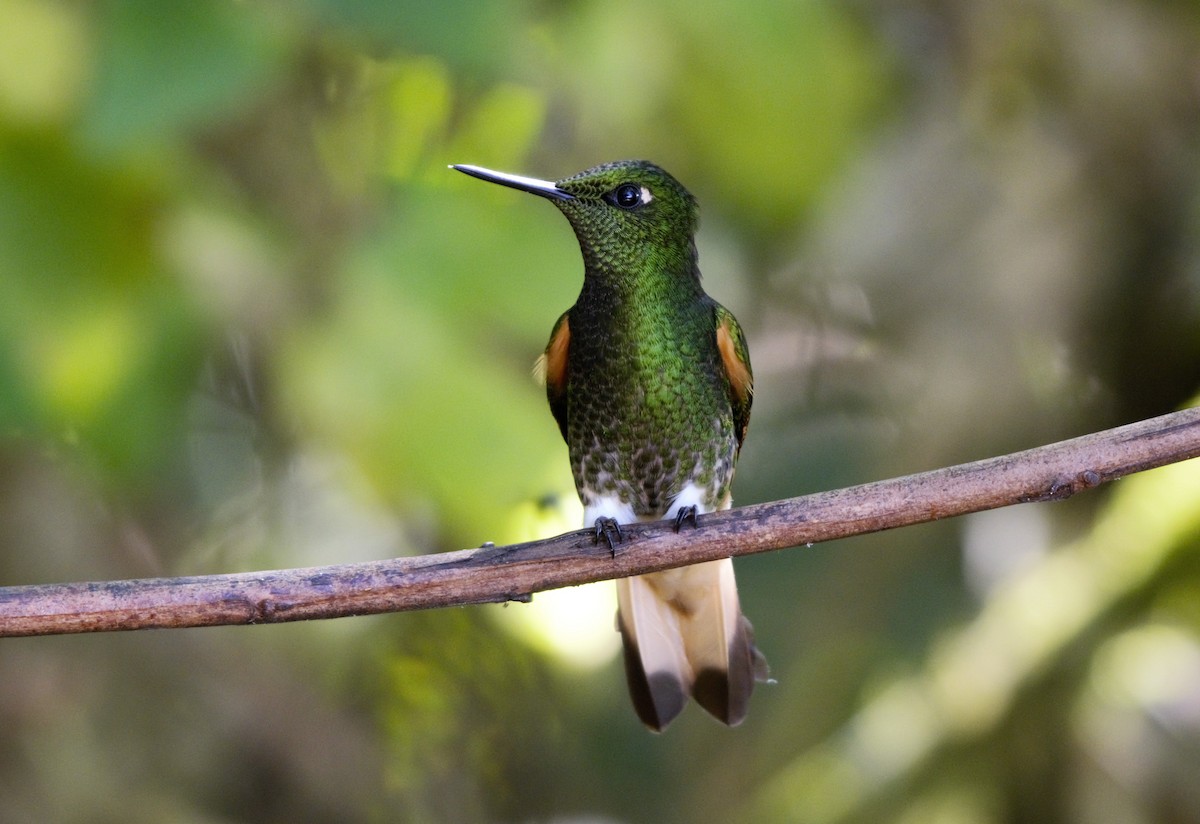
[{"left": 450, "top": 164, "right": 575, "bottom": 201}]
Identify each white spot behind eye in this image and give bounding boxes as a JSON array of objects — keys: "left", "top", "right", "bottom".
[{"left": 639, "top": 186, "right": 653, "bottom": 205}]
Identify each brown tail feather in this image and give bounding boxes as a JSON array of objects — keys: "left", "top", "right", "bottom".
[{"left": 616, "top": 559, "right": 767, "bottom": 731}]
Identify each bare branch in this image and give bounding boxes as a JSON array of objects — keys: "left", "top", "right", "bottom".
[{"left": 2, "top": 408, "right": 1199, "bottom": 638}]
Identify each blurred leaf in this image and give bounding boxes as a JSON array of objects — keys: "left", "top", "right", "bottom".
[
  {"left": 304, "top": 0, "right": 526, "bottom": 75},
  {"left": 314, "top": 53, "right": 458, "bottom": 196},
  {"left": 313, "top": 52, "right": 547, "bottom": 195},
  {"left": 665, "top": 1, "right": 891, "bottom": 236},
  {"left": 442, "top": 82, "right": 547, "bottom": 176},
  {"left": 0, "top": 134, "right": 206, "bottom": 483},
  {"left": 383, "top": 56, "right": 453, "bottom": 180},
  {"left": 82, "top": 0, "right": 290, "bottom": 153},
  {"left": 0, "top": 0, "right": 87, "bottom": 125},
  {"left": 278, "top": 186, "right": 577, "bottom": 542}
]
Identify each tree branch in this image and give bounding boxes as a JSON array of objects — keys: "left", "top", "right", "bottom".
[{"left": 2, "top": 408, "right": 1199, "bottom": 638}]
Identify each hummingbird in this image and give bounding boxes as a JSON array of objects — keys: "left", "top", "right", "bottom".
[{"left": 452, "top": 159, "right": 767, "bottom": 730}]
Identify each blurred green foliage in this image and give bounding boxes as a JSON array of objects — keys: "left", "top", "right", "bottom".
[{"left": 2, "top": 1, "right": 1200, "bottom": 822}]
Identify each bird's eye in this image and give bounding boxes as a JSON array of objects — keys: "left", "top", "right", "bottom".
[{"left": 609, "top": 183, "right": 649, "bottom": 210}]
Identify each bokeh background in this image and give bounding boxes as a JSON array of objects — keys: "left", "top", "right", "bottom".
[{"left": 2, "top": 1, "right": 1200, "bottom": 822}]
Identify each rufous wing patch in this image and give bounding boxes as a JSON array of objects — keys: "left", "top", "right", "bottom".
[
  {"left": 716, "top": 318, "right": 752, "bottom": 406},
  {"left": 535, "top": 313, "right": 570, "bottom": 392},
  {"left": 537, "top": 312, "right": 571, "bottom": 443}
]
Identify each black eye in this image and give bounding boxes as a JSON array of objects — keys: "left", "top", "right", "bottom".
[{"left": 610, "top": 183, "right": 643, "bottom": 210}]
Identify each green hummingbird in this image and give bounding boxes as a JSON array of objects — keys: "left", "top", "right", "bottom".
[{"left": 452, "top": 159, "right": 767, "bottom": 730}]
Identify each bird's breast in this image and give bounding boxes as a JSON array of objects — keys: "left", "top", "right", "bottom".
[{"left": 564, "top": 302, "right": 737, "bottom": 518}]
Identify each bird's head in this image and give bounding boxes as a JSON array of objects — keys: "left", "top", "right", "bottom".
[{"left": 452, "top": 160, "right": 700, "bottom": 281}]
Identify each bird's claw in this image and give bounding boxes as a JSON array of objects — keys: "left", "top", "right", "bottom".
[
  {"left": 673, "top": 505, "right": 699, "bottom": 532},
  {"left": 593, "top": 517, "right": 624, "bottom": 555}
]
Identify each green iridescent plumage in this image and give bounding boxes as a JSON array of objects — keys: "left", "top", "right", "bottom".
[
  {"left": 545, "top": 162, "right": 749, "bottom": 516},
  {"left": 453, "top": 159, "right": 766, "bottom": 731}
]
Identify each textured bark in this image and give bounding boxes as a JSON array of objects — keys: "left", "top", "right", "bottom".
[{"left": 2, "top": 408, "right": 1199, "bottom": 638}]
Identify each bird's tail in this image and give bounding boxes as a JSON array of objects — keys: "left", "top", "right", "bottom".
[{"left": 616, "top": 558, "right": 768, "bottom": 731}]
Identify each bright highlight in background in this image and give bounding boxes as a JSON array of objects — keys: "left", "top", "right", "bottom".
[
  {"left": 493, "top": 477, "right": 622, "bottom": 669},
  {"left": 503, "top": 582, "right": 621, "bottom": 670}
]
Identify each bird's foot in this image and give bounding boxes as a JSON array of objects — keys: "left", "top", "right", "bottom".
[
  {"left": 673, "top": 505, "right": 699, "bottom": 532},
  {"left": 593, "top": 517, "right": 624, "bottom": 555}
]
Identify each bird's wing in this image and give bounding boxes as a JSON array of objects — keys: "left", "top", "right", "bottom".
[
  {"left": 534, "top": 310, "right": 570, "bottom": 442},
  {"left": 714, "top": 304, "right": 753, "bottom": 451}
]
